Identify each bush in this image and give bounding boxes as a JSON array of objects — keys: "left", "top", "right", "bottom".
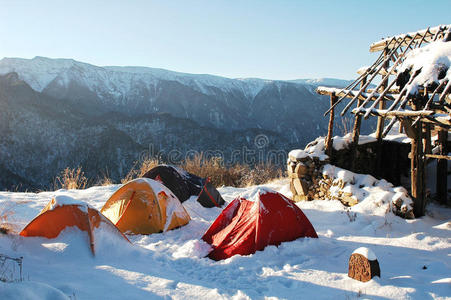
[{"left": 53, "top": 167, "right": 88, "bottom": 190}]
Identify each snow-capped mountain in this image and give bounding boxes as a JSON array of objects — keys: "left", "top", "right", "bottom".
[
  {"left": 0, "top": 56, "right": 354, "bottom": 137},
  {"left": 0, "top": 57, "right": 362, "bottom": 190}
]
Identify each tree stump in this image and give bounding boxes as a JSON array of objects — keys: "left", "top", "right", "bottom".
[{"left": 348, "top": 247, "right": 380, "bottom": 282}]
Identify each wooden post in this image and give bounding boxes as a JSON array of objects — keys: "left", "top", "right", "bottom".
[
  {"left": 423, "top": 88, "right": 432, "bottom": 155},
  {"left": 325, "top": 93, "right": 337, "bottom": 158},
  {"left": 375, "top": 49, "right": 389, "bottom": 140},
  {"left": 411, "top": 97, "right": 426, "bottom": 217},
  {"left": 436, "top": 129, "right": 448, "bottom": 205},
  {"left": 374, "top": 50, "right": 390, "bottom": 178},
  {"left": 351, "top": 76, "right": 367, "bottom": 171},
  {"left": 423, "top": 124, "right": 432, "bottom": 155}
]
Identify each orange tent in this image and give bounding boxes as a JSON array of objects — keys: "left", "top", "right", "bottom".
[
  {"left": 101, "top": 178, "right": 190, "bottom": 234},
  {"left": 20, "top": 196, "right": 129, "bottom": 255}
]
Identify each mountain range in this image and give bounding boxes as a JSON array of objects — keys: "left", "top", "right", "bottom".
[{"left": 0, "top": 56, "right": 366, "bottom": 191}]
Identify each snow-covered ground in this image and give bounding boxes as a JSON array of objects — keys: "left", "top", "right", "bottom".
[{"left": 0, "top": 179, "right": 450, "bottom": 299}]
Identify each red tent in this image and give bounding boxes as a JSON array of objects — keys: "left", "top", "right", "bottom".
[{"left": 202, "top": 188, "right": 318, "bottom": 260}]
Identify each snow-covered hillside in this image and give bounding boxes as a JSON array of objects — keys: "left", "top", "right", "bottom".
[
  {"left": 0, "top": 56, "right": 349, "bottom": 101},
  {"left": 0, "top": 57, "right": 366, "bottom": 191},
  {"left": 0, "top": 180, "right": 449, "bottom": 299}
]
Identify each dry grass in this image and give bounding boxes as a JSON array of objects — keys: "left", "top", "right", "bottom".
[
  {"left": 53, "top": 167, "right": 88, "bottom": 190},
  {"left": 97, "top": 176, "right": 114, "bottom": 186},
  {"left": 96, "top": 170, "right": 115, "bottom": 186},
  {"left": 126, "top": 153, "right": 285, "bottom": 188},
  {"left": 0, "top": 201, "right": 30, "bottom": 234},
  {"left": 50, "top": 154, "right": 285, "bottom": 191},
  {"left": 121, "top": 157, "right": 161, "bottom": 184}
]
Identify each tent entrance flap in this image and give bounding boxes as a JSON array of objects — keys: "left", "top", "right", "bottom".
[{"left": 102, "top": 190, "right": 135, "bottom": 224}]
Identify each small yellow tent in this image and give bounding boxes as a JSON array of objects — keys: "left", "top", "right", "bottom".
[{"left": 101, "top": 178, "right": 190, "bottom": 234}]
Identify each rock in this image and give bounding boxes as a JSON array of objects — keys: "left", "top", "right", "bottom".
[
  {"left": 295, "top": 163, "right": 309, "bottom": 177},
  {"left": 348, "top": 247, "right": 380, "bottom": 282},
  {"left": 288, "top": 150, "right": 310, "bottom": 162},
  {"left": 290, "top": 180, "right": 296, "bottom": 196},
  {"left": 293, "top": 178, "right": 309, "bottom": 196},
  {"left": 293, "top": 194, "right": 308, "bottom": 202}
]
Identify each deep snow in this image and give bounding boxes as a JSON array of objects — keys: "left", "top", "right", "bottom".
[{"left": 0, "top": 180, "right": 450, "bottom": 299}]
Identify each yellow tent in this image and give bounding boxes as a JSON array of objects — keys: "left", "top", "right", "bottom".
[{"left": 101, "top": 178, "right": 190, "bottom": 234}]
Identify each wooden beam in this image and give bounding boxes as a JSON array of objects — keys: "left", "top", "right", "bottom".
[
  {"left": 357, "top": 66, "right": 395, "bottom": 76},
  {"left": 352, "top": 108, "right": 435, "bottom": 118},
  {"left": 376, "top": 49, "right": 390, "bottom": 140},
  {"left": 369, "top": 25, "right": 450, "bottom": 52},
  {"left": 325, "top": 93, "right": 337, "bottom": 158},
  {"left": 425, "top": 154, "right": 451, "bottom": 160},
  {"left": 351, "top": 76, "right": 367, "bottom": 171},
  {"left": 317, "top": 87, "right": 395, "bottom": 102}
]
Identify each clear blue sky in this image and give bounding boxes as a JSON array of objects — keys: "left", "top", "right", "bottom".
[{"left": 0, "top": 0, "right": 449, "bottom": 80}]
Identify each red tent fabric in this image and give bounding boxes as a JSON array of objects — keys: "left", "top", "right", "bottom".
[{"left": 202, "top": 188, "right": 318, "bottom": 260}]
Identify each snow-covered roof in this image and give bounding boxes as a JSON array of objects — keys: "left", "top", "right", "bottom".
[
  {"left": 317, "top": 24, "right": 451, "bottom": 135},
  {"left": 370, "top": 24, "right": 451, "bottom": 52}
]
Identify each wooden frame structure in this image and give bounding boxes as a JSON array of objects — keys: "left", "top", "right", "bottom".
[{"left": 316, "top": 25, "right": 451, "bottom": 217}]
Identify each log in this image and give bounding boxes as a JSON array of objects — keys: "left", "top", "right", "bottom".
[{"left": 348, "top": 247, "right": 380, "bottom": 282}]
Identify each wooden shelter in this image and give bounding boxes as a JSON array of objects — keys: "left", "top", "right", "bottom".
[{"left": 316, "top": 25, "right": 451, "bottom": 217}]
